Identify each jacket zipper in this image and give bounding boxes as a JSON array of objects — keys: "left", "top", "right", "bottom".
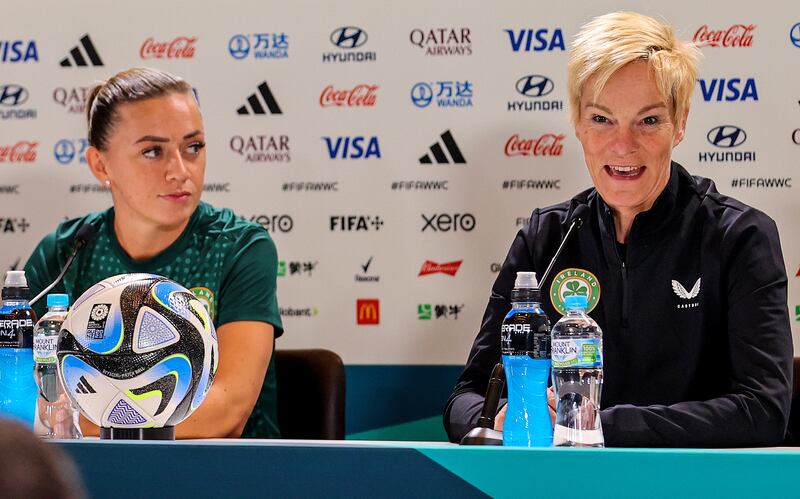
[
  {"left": 621, "top": 261, "right": 628, "bottom": 328},
  {"left": 608, "top": 210, "right": 630, "bottom": 330}
]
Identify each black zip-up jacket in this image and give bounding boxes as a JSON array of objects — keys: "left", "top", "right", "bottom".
[{"left": 444, "top": 162, "right": 792, "bottom": 447}]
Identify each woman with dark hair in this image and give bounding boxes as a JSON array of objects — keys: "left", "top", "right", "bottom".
[{"left": 24, "top": 68, "right": 283, "bottom": 438}]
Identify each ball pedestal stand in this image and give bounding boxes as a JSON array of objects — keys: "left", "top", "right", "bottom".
[{"left": 100, "top": 426, "right": 175, "bottom": 440}]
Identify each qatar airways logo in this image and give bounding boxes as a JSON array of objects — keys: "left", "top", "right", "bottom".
[
  {"left": 693, "top": 24, "right": 755, "bottom": 48},
  {"left": 140, "top": 36, "right": 197, "bottom": 59},
  {"left": 505, "top": 134, "right": 565, "bottom": 157},
  {"left": 418, "top": 260, "right": 462, "bottom": 277},
  {"left": 53, "top": 87, "right": 90, "bottom": 114},
  {"left": 0, "top": 141, "right": 37, "bottom": 163},
  {"left": 409, "top": 28, "right": 472, "bottom": 56},
  {"left": 319, "top": 84, "right": 378, "bottom": 107}
]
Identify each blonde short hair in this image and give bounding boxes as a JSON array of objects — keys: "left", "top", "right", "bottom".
[{"left": 568, "top": 12, "right": 700, "bottom": 126}]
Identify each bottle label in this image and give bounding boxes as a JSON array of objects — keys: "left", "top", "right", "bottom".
[
  {"left": 0, "top": 313, "right": 34, "bottom": 348},
  {"left": 552, "top": 338, "right": 602, "bottom": 368},
  {"left": 33, "top": 335, "right": 58, "bottom": 363},
  {"left": 500, "top": 309, "right": 551, "bottom": 359}
]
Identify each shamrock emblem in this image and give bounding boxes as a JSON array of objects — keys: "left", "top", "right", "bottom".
[{"left": 562, "top": 281, "right": 588, "bottom": 298}]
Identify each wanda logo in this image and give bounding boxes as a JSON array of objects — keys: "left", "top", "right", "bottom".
[
  {"left": 319, "top": 84, "right": 378, "bottom": 107},
  {"left": 693, "top": 24, "right": 755, "bottom": 48},
  {"left": 505, "top": 134, "right": 564, "bottom": 157},
  {"left": 0, "top": 141, "right": 37, "bottom": 162},
  {"left": 140, "top": 36, "right": 197, "bottom": 59}
]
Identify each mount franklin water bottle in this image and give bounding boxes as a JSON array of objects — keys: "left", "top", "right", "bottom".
[
  {"left": 551, "top": 294, "right": 604, "bottom": 447},
  {"left": 34, "top": 294, "right": 82, "bottom": 439},
  {"left": 500, "top": 271, "right": 553, "bottom": 447}
]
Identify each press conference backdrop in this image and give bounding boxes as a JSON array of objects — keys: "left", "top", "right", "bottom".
[{"left": 2, "top": 0, "right": 798, "bottom": 440}]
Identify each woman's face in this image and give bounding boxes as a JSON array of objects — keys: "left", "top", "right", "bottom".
[
  {"left": 575, "top": 62, "right": 686, "bottom": 215},
  {"left": 90, "top": 92, "right": 205, "bottom": 232}
]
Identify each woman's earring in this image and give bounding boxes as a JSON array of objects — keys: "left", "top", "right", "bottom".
[{"left": 104, "top": 180, "right": 111, "bottom": 187}]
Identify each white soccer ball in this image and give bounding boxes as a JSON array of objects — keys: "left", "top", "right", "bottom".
[{"left": 57, "top": 274, "right": 218, "bottom": 428}]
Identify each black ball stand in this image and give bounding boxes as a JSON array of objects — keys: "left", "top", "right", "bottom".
[{"left": 100, "top": 426, "right": 175, "bottom": 440}]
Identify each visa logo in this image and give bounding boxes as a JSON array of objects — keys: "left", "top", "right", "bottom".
[
  {"left": 699, "top": 78, "right": 758, "bottom": 102},
  {"left": 0, "top": 40, "right": 39, "bottom": 63},
  {"left": 504, "top": 29, "right": 565, "bottom": 52},
  {"left": 323, "top": 136, "right": 381, "bottom": 159}
]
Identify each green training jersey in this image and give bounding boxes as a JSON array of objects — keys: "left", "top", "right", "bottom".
[{"left": 23, "top": 201, "right": 283, "bottom": 438}]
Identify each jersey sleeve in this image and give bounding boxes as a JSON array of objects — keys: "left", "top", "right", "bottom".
[{"left": 216, "top": 230, "right": 283, "bottom": 336}]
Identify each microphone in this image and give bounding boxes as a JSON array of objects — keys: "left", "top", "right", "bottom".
[
  {"left": 30, "top": 223, "right": 97, "bottom": 307},
  {"left": 460, "top": 363, "right": 506, "bottom": 445},
  {"left": 538, "top": 204, "right": 589, "bottom": 286}
]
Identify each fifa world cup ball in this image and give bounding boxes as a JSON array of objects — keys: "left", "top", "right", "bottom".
[{"left": 57, "top": 274, "right": 218, "bottom": 428}]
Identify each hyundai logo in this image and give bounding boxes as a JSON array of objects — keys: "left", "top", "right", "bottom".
[
  {"left": 0, "top": 84, "right": 28, "bottom": 106},
  {"left": 791, "top": 22, "right": 800, "bottom": 48},
  {"left": 53, "top": 139, "right": 76, "bottom": 164},
  {"left": 707, "top": 126, "right": 747, "bottom": 148},
  {"left": 330, "top": 27, "right": 367, "bottom": 49},
  {"left": 410, "top": 82, "right": 433, "bottom": 108},
  {"left": 228, "top": 34, "right": 250, "bottom": 60},
  {"left": 515, "top": 75, "right": 554, "bottom": 98},
  {"left": 792, "top": 128, "right": 800, "bottom": 145}
]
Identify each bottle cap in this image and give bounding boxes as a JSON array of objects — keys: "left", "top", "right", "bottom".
[
  {"left": 514, "top": 271, "right": 538, "bottom": 289},
  {"left": 511, "top": 271, "right": 541, "bottom": 302},
  {"left": 47, "top": 294, "right": 69, "bottom": 308},
  {"left": 564, "top": 295, "right": 588, "bottom": 310},
  {"left": 2, "top": 270, "right": 30, "bottom": 301},
  {"left": 4, "top": 270, "right": 27, "bottom": 287}
]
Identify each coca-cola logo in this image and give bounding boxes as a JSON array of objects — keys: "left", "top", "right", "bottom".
[
  {"left": 505, "top": 134, "right": 564, "bottom": 157},
  {"left": 693, "top": 24, "right": 755, "bottom": 48},
  {"left": 140, "top": 36, "right": 197, "bottom": 59},
  {"left": 0, "top": 141, "right": 37, "bottom": 163},
  {"left": 319, "top": 84, "right": 378, "bottom": 107}
]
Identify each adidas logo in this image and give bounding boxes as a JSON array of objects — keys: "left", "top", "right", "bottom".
[
  {"left": 419, "top": 130, "right": 465, "bottom": 164},
  {"left": 60, "top": 34, "right": 103, "bottom": 67},
  {"left": 75, "top": 375, "right": 96, "bottom": 394},
  {"left": 237, "top": 81, "right": 282, "bottom": 115}
]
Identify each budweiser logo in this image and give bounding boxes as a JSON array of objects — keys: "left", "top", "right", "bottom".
[
  {"left": 0, "top": 141, "right": 37, "bottom": 162},
  {"left": 320, "top": 84, "right": 378, "bottom": 107},
  {"left": 693, "top": 24, "right": 755, "bottom": 48},
  {"left": 505, "top": 133, "right": 564, "bottom": 157},
  {"left": 140, "top": 36, "right": 197, "bottom": 59},
  {"left": 418, "top": 260, "right": 462, "bottom": 277}
]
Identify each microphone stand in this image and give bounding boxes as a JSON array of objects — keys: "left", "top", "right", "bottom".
[
  {"left": 538, "top": 215, "right": 584, "bottom": 286},
  {"left": 460, "top": 363, "right": 505, "bottom": 445},
  {"left": 30, "top": 224, "right": 96, "bottom": 308}
]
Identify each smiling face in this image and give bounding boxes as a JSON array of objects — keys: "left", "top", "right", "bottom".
[
  {"left": 575, "top": 61, "right": 687, "bottom": 215},
  {"left": 87, "top": 92, "right": 205, "bottom": 232}
]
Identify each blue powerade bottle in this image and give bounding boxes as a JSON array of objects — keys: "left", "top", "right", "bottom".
[
  {"left": 501, "top": 271, "right": 553, "bottom": 447},
  {"left": 0, "top": 270, "right": 38, "bottom": 426}
]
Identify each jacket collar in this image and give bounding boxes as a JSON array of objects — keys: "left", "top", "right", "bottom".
[{"left": 591, "top": 161, "right": 694, "bottom": 265}]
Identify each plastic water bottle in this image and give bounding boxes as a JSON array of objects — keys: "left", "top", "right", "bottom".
[
  {"left": 500, "top": 271, "right": 552, "bottom": 447},
  {"left": 551, "top": 294, "right": 604, "bottom": 447},
  {"left": 34, "top": 294, "right": 82, "bottom": 439},
  {"left": 0, "top": 270, "right": 38, "bottom": 426}
]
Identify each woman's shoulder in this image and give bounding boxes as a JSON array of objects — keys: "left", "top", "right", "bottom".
[
  {"left": 192, "top": 202, "right": 272, "bottom": 244},
  {"left": 41, "top": 209, "right": 110, "bottom": 251}
]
